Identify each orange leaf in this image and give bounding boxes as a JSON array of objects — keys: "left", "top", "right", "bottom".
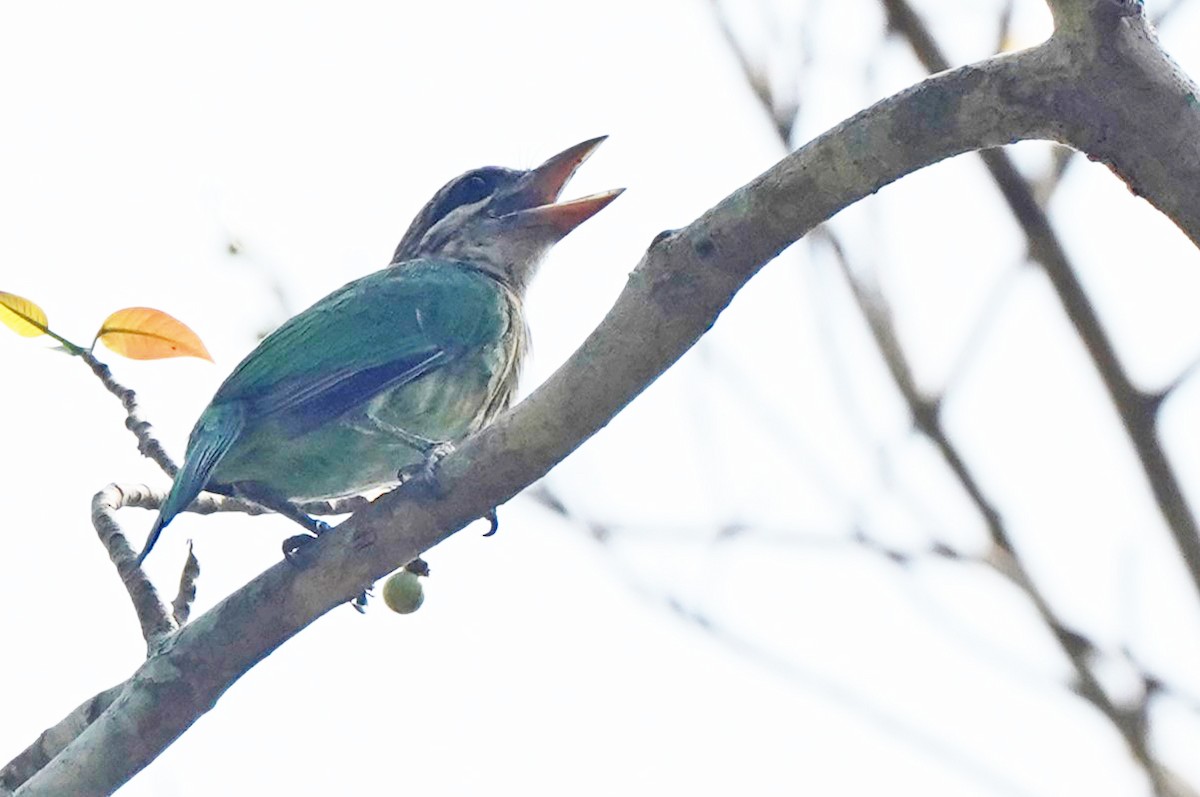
[
  {"left": 0, "top": 291, "right": 50, "bottom": 337},
  {"left": 94, "top": 307, "right": 213, "bottom": 362}
]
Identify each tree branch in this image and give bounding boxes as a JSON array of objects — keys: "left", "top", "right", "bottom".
[
  {"left": 15, "top": 3, "right": 1200, "bottom": 790},
  {"left": 91, "top": 484, "right": 174, "bottom": 651},
  {"left": 79, "top": 352, "right": 177, "bottom": 477},
  {"left": 828, "top": 233, "right": 1174, "bottom": 793},
  {"left": 0, "top": 684, "right": 125, "bottom": 795},
  {"left": 883, "top": 0, "right": 1200, "bottom": 615}
]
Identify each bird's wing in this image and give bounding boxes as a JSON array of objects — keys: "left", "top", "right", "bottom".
[
  {"left": 259, "top": 349, "right": 450, "bottom": 436},
  {"left": 137, "top": 402, "right": 245, "bottom": 563},
  {"left": 215, "top": 261, "right": 512, "bottom": 437},
  {"left": 138, "top": 262, "right": 510, "bottom": 563}
]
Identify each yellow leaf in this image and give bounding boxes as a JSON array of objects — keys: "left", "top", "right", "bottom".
[
  {"left": 0, "top": 291, "right": 50, "bottom": 337},
  {"left": 95, "top": 307, "right": 213, "bottom": 362}
]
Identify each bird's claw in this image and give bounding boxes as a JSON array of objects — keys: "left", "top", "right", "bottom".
[
  {"left": 352, "top": 587, "right": 373, "bottom": 614},
  {"left": 396, "top": 466, "right": 416, "bottom": 484},
  {"left": 282, "top": 518, "right": 334, "bottom": 565},
  {"left": 282, "top": 529, "right": 372, "bottom": 612},
  {"left": 282, "top": 533, "right": 317, "bottom": 565},
  {"left": 483, "top": 508, "right": 499, "bottom": 537},
  {"left": 397, "top": 441, "right": 456, "bottom": 497}
]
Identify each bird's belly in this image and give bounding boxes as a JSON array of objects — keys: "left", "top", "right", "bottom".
[{"left": 211, "top": 355, "right": 508, "bottom": 501}]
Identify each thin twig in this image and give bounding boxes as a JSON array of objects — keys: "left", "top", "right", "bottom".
[
  {"left": 876, "top": 2, "right": 1194, "bottom": 791},
  {"left": 21, "top": 17, "right": 1200, "bottom": 790},
  {"left": 171, "top": 542, "right": 200, "bottom": 626},
  {"left": 526, "top": 485, "right": 1043, "bottom": 797},
  {"left": 92, "top": 484, "right": 175, "bottom": 651},
  {"left": 828, "top": 233, "right": 1180, "bottom": 794},
  {"left": 715, "top": 2, "right": 1189, "bottom": 792},
  {"left": 708, "top": 0, "right": 799, "bottom": 143},
  {"left": 94, "top": 479, "right": 369, "bottom": 643},
  {"left": 875, "top": 2, "right": 1200, "bottom": 604},
  {"left": 881, "top": 0, "right": 1200, "bottom": 625},
  {"left": 78, "top": 351, "right": 177, "bottom": 476},
  {"left": 77, "top": 346, "right": 376, "bottom": 640}
]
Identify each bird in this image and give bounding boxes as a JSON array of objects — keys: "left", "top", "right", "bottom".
[{"left": 137, "top": 136, "right": 622, "bottom": 565}]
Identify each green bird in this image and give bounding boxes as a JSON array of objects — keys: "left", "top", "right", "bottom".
[{"left": 137, "top": 137, "right": 621, "bottom": 564}]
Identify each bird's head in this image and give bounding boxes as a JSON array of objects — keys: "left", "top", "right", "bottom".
[{"left": 391, "top": 136, "right": 623, "bottom": 292}]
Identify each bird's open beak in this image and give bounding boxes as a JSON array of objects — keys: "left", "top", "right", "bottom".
[{"left": 505, "top": 136, "right": 624, "bottom": 234}]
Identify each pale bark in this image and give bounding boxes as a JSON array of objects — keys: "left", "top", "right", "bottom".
[{"left": 7, "top": 1, "right": 1200, "bottom": 794}]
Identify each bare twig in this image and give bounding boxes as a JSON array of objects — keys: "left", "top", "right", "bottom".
[
  {"left": 91, "top": 484, "right": 174, "bottom": 651},
  {"left": 708, "top": 0, "right": 799, "bottom": 143},
  {"left": 874, "top": 3, "right": 1194, "bottom": 791},
  {"left": 715, "top": 2, "right": 1191, "bottom": 792},
  {"left": 826, "top": 228, "right": 1183, "bottom": 794},
  {"left": 79, "top": 352, "right": 177, "bottom": 476},
  {"left": 18, "top": 5, "right": 1200, "bottom": 789},
  {"left": 171, "top": 542, "right": 200, "bottom": 627},
  {"left": 881, "top": 0, "right": 1200, "bottom": 644},
  {"left": 529, "top": 489, "right": 1044, "bottom": 797},
  {"left": 93, "top": 479, "right": 369, "bottom": 643}
]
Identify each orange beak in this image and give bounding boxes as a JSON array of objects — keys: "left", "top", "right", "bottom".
[{"left": 503, "top": 136, "right": 624, "bottom": 235}]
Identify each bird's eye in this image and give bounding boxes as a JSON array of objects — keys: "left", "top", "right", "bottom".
[
  {"left": 448, "top": 172, "right": 496, "bottom": 209},
  {"left": 417, "top": 166, "right": 515, "bottom": 233},
  {"left": 462, "top": 175, "right": 492, "bottom": 202}
]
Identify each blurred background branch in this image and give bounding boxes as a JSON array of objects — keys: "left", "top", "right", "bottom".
[{"left": 6, "top": 1, "right": 1200, "bottom": 794}]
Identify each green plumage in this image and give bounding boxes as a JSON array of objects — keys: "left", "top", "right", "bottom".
[
  {"left": 207, "top": 260, "right": 525, "bottom": 499},
  {"left": 137, "top": 136, "right": 619, "bottom": 564},
  {"left": 144, "top": 261, "right": 525, "bottom": 558}
]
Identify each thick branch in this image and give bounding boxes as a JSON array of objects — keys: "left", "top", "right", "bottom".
[
  {"left": 885, "top": 0, "right": 1200, "bottom": 611},
  {"left": 16, "top": 11, "right": 1200, "bottom": 791},
  {"left": 0, "top": 684, "right": 124, "bottom": 795},
  {"left": 877, "top": 4, "right": 1194, "bottom": 792},
  {"left": 1041, "top": 6, "right": 1200, "bottom": 243}
]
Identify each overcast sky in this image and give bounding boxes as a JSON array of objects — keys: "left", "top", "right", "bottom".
[{"left": 3, "top": 1, "right": 1200, "bottom": 795}]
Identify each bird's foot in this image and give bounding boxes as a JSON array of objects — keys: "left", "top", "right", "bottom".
[
  {"left": 352, "top": 586, "right": 373, "bottom": 614},
  {"left": 281, "top": 524, "right": 370, "bottom": 611},
  {"left": 282, "top": 519, "right": 333, "bottom": 566},
  {"left": 282, "top": 533, "right": 316, "bottom": 565},
  {"left": 483, "top": 508, "right": 499, "bottom": 537},
  {"left": 397, "top": 441, "right": 456, "bottom": 497}
]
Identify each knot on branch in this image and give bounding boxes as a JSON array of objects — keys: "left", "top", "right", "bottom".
[{"left": 1048, "top": 0, "right": 1144, "bottom": 38}]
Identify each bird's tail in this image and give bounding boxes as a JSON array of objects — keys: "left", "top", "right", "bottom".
[
  {"left": 136, "top": 403, "right": 245, "bottom": 565},
  {"left": 137, "top": 478, "right": 194, "bottom": 565}
]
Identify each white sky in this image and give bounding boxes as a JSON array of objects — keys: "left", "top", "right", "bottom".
[{"left": 2, "top": 0, "right": 1199, "bottom": 795}]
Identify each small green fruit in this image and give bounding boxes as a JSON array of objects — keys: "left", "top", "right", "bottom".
[{"left": 382, "top": 570, "right": 425, "bottom": 614}]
